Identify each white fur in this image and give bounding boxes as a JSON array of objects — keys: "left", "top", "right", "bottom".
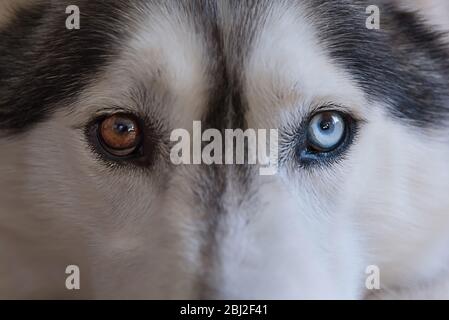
[{"left": 396, "top": 0, "right": 449, "bottom": 42}]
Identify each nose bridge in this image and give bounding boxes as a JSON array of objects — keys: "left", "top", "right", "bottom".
[
  {"left": 192, "top": 175, "right": 356, "bottom": 299},
  {"left": 194, "top": 166, "right": 254, "bottom": 298},
  {"left": 196, "top": 33, "right": 253, "bottom": 209},
  {"left": 191, "top": 173, "right": 267, "bottom": 296}
]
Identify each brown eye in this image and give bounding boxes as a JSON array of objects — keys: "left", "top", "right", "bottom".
[{"left": 98, "top": 114, "right": 142, "bottom": 157}]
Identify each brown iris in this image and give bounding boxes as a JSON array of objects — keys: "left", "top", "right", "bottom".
[{"left": 99, "top": 114, "right": 141, "bottom": 157}]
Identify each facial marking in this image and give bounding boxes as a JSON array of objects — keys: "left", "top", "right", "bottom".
[{"left": 244, "top": 6, "right": 368, "bottom": 131}]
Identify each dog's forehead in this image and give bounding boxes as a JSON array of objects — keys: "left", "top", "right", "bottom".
[
  {"left": 98, "top": 0, "right": 449, "bottom": 129},
  {"left": 103, "top": 0, "right": 366, "bottom": 128},
  {"left": 1, "top": 0, "right": 449, "bottom": 133}
]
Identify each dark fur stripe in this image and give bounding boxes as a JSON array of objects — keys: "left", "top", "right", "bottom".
[
  {"left": 309, "top": 0, "right": 449, "bottom": 127},
  {"left": 0, "top": 1, "right": 134, "bottom": 133}
]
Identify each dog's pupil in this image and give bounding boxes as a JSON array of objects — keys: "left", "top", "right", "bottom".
[
  {"left": 114, "top": 122, "right": 132, "bottom": 135},
  {"left": 320, "top": 120, "right": 332, "bottom": 132}
]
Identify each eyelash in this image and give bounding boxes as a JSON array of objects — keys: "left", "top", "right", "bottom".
[{"left": 282, "top": 107, "right": 359, "bottom": 169}]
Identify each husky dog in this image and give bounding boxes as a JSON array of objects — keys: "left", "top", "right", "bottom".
[{"left": 1, "top": 0, "right": 449, "bottom": 299}]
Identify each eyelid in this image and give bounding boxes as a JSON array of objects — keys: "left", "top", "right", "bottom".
[
  {"left": 305, "top": 98, "right": 366, "bottom": 120},
  {"left": 309, "top": 103, "right": 355, "bottom": 119},
  {"left": 71, "top": 107, "right": 139, "bottom": 131}
]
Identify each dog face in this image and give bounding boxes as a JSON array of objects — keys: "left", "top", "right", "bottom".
[{"left": 1, "top": 0, "right": 449, "bottom": 299}]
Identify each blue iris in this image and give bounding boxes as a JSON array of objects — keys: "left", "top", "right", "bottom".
[{"left": 307, "top": 112, "right": 345, "bottom": 152}]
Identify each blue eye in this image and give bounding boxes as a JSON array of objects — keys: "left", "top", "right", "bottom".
[{"left": 307, "top": 111, "right": 346, "bottom": 152}]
